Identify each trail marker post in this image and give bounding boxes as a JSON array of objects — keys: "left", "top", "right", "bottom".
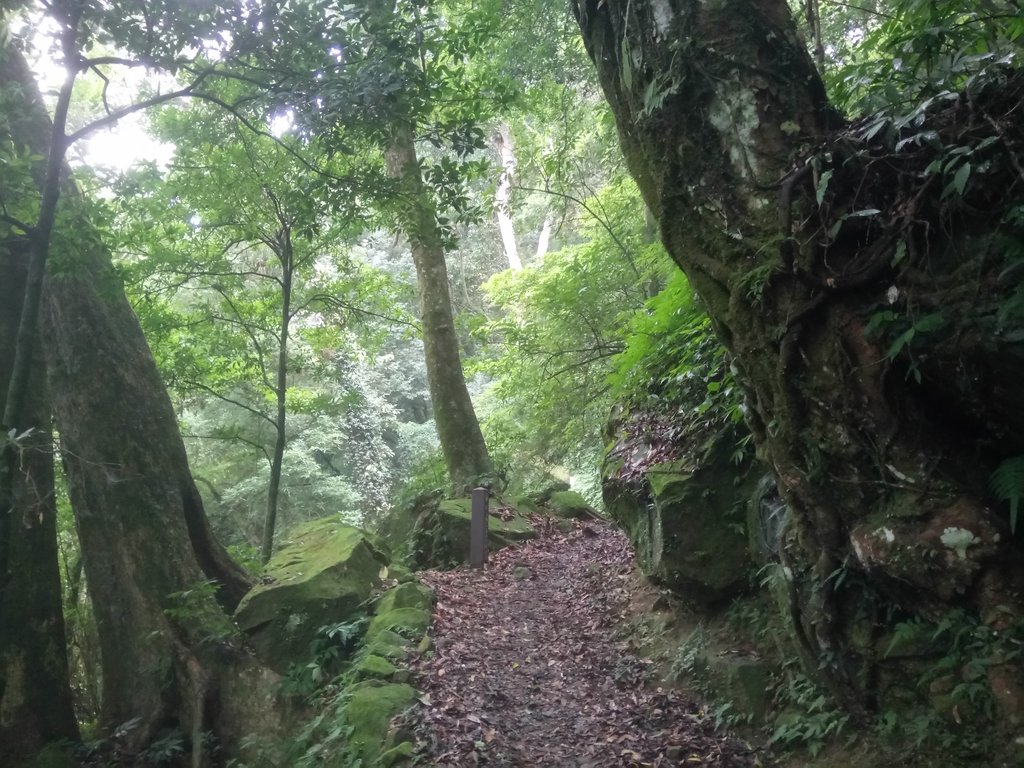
[{"left": 470, "top": 487, "right": 488, "bottom": 568}]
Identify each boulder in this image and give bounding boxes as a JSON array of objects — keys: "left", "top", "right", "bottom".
[
  {"left": 547, "top": 490, "right": 600, "bottom": 519},
  {"left": 376, "top": 581, "right": 433, "bottom": 615},
  {"left": 234, "top": 519, "right": 390, "bottom": 671},
  {"left": 410, "top": 497, "right": 536, "bottom": 569},
  {"left": 364, "top": 628, "right": 413, "bottom": 660},
  {"left": 353, "top": 654, "right": 400, "bottom": 682},
  {"left": 603, "top": 427, "right": 757, "bottom": 605},
  {"left": 365, "top": 607, "right": 431, "bottom": 645}
]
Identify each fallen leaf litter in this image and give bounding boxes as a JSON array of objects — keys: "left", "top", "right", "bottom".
[{"left": 405, "top": 519, "right": 766, "bottom": 767}]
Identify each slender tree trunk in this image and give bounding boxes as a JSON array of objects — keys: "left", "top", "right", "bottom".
[
  {"left": 535, "top": 216, "right": 552, "bottom": 261},
  {"left": 0, "top": 239, "right": 78, "bottom": 766},
  {"left": 2, "top": 39, "right": 288, "bottom": 759},
  {"left": 493, "top": 123, "right": 522, "bottom": 270},
  {"left": 261, "top": 234, "right": 292, "bottom": 564},
  {"left": 805, "top": 0, "right": 825, "bottom": 71},
  {"left": 574, "top": 0, "right": 1024, "bottom": 716},
  {"left": 386, "top": 121, "right": 493, "bottom": 490}
]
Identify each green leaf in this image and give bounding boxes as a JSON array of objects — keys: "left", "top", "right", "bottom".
[
  {"left": 953, "top": 161, "right": 971, "bottom": 196},
  {"left": 990, "top": 456, "right": 1024, "bottom": 534},
  {"left": 891, "top": 240, "right": 907, "bottom": 266},
  {"left": 815, "top": 170, "right": 833, "bottom": 206},
  {"left": 887, "top": 327, "right": 915, "bottom": 359}
]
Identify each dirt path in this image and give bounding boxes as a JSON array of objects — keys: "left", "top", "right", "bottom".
[{"left": 407, "top": 520, "right": 764, "bottom": 767}]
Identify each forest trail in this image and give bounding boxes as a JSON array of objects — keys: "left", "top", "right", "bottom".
[{"left": 406, "top": 521, "right": 764, "bottom": 767}]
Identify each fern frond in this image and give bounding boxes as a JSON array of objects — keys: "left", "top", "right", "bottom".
[{"left": 989, "top": 455, "right": 1024, "bottom": 533}]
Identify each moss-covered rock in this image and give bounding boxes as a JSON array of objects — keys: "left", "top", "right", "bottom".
[
  {"left": 410, "top": 497, "right": 536, "bottom": 569},
  {"left": 547, "top": 490, "right": 599, "bottom": 519},
  {"left": 234, "top": 519, "right": 390, "bottom": 671},
  {"left": 364, "top": 628, "right": 412, "bottom": 660},
  {"left": 365, "top": 607, "right": 431, "bottom": 644},
  {"left": 344, "top": 681, "right": 417, "bottom": 765},
  {"left": 642, "top": 457, "right": 753, "bottom": 602},
  {"left": 376, "top": 582, "right": 433, "bottom": 615},
  {"left": 354, "top": 654, "right": 400, "bottom": 681},
  {"left": 603, "top": 418, "right": 757, "bottom": 604},
  {"left": 379, "top": 740, "right": 414, "bottom": 767}
]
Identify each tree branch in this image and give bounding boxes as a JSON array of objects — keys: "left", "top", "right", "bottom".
[{"left": 177, "top": 380, "right": 276, "bottom": 429}]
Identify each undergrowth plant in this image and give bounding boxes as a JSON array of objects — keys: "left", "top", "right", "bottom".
[
  {"left": 768, "top": 663, "right": 850, "bottom": 757},
  {"left": 281, "top": 614, "right": 371, "bottom": 697}
]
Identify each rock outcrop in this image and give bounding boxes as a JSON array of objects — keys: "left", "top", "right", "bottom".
[
  {"left": 410, "top": 496, "right": 537, "bottom": 569},
  {"left": 234, "top": 518, "right": 391, "bottom": 671},
  {"left": 603, "top": 410, "right": 757, "bottom": 605}
]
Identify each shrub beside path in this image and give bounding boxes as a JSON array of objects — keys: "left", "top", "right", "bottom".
[{"left": 406, "top": 519, "right": 765, "bottom": 766}]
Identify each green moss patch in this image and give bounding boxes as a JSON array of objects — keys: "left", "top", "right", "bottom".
[
  {"left": 376, "top": 582, "right": 433, "bottom": 615},
  {"left": 344, "top": 681, "right": 417, "bottom": 765},
  {"left": 354, "top": 653, "right": 399, "bottom": 681},
  {"left": 547, "top": 490, "right": 599, "bottom": 519},
  {"left": 366, "top": 607, "right": 431, "bottom": 644},
  {"left": 364, "top": 628, "right": 412, "bottom": 660}
]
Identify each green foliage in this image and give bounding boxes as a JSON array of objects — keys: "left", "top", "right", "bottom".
[
  {"left": 990, "top": 455, "right": 1024, "bottom": 533},
  {"left": 391, "top": 446, "right": 447, "bottom": 511},
  {"left": 282, "top": 614, "right": 371, "bottom": 696},
  {"left": 874, "top": 610, "right": 1024, "bottom": 754},
  {"left": 669, "top": 623, "right": 710, "bottom": 689},
  {"left": 768, "top": 664, "right": 850, "bottom": 756},
  {"left": 476, "top": 176, "right": 669, "bottom": 483},
  {"left": 140, "top": 731, "right": 186, "bottom": 765},
  {"left": 824, "top": 0, "right": 1024, "bottom": 115},
  {"left": 865, "top": 307, "right": 948, "bottom": 383},
  {"left": 609, "top": 270, "right": 745, "bottom": 467},
  {"left": 163, "top": 579, "right": 239, "bottom": 644}
]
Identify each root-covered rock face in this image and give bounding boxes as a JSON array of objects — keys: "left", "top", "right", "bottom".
[{"left": 574, "top": 0, "right": 1024, "bottom": 716}]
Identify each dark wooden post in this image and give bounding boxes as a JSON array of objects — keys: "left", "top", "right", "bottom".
[{"left": 470, "top": 486, "right": 488, "bottom": 568}]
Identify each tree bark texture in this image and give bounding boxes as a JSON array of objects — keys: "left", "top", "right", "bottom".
[
  {"left": 386, "top": 121, "right": 493, "bottom": 490},
  {"left": 0, "top": 241, "right": 78, "bottom": 766},
  {"left": 575, "top": 0, "right": 1024, "bottom": 712},
  {"left": 1, "top": 40, "right": 288, "bottom": 758}
]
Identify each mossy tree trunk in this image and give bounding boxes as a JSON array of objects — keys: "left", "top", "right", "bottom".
[
  {"left": 574, "top": 0, "right": 1024, "bottom": 713},
  {"left": 0, "top": 241, "right": 78, "bottom": 765},
  {"left": 385, "top": 121, "right": 493, "bottom": 491},
  {"left": 2, "top": 39, "right": 288, "bottom": 760}
]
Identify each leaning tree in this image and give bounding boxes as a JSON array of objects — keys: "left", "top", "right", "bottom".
[{"left": 574, "top": 0, "right": 1024, "bottom": 713}]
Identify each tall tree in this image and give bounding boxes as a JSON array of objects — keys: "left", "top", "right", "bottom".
[
  {"left": 137, "top": 108, "right": 348, "bottom": 563},
  {"left": 574, "top": 0, "right": 1024, "bottom": 713},
  {"left": 0, "top": 193, "right": 77, "bottom": 764},
  {"left": 117, "top": 103, "right": 395, "bottom": 560},
  {"left": 272, "top": 0, "right": 500, "bottom": 489},
  {"left": 1, "top": 3, "right": 292, "bottom": 758},
  {"left": 384, "top": 119, "right": 494, "bottom": 489}
]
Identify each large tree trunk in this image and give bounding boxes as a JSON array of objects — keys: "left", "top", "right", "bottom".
[
  {"left": 386, "top": 121, "right": 493, "bottom": 490},
  {"left": 0, "top": 240, "right": 78, "bottom": 766},
  {"left": 574, "top": 0, "right": 1024, "bottom": 714},
  {"left": 2, "top": 40, "right": 288, "bottom": 760}
]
